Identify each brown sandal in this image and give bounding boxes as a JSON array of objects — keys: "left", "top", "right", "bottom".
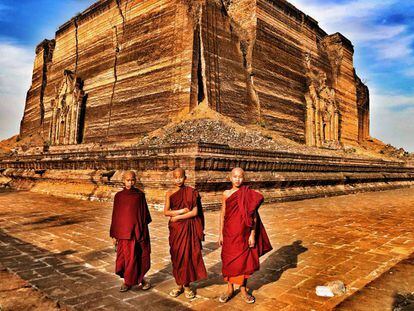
[
  {"left": 169, "top": 287, "right": 184, "bottom": 297},
  {"left": 141, "top": 279, "right": 151, "bottom": 291},
  {"left": 119, "top": 283, "right": 131, "bottom": 292},
  {"left": 185, "top": 288, "right": 196, "bottom": 299},
  {"left": 219, "top": 292, "right": 233, "bottom": 303},
  {"left": 242, "top": 293, "right": 255, "bottom": 304}
]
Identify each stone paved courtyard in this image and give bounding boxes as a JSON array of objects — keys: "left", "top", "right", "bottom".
[
  {"left": 0, "top": 263, "right": 61, "bottom": 311},
  {"left": 0, "top": 188, "right": 413, "bottom": 310},
  {"left": 336, "top": 253, "right": 414, "bottom": 310}
]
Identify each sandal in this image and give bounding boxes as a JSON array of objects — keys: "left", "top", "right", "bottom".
[
  {"left": 141, "top": 279, "right": 151, "bottom": 291},
  {"left": 119, "top": 283, "right": 131, "bottom": 292},
  {"left": 169, "top": 287, "right": 184, "bottom": 297},
  {"left": 241, "top": 293, "right": 255, "bottom": 304},
  {"left": 185, "top": 289, "right": 196, "bottom": 299},
  {"left": 219, "top": 292, "right": 233, "bottom": 303}
]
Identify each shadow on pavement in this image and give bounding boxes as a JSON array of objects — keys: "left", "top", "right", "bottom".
[
  {"left": 194, "top": 240, "right": 308, "bottom": 290},
  {"left": 0, "top": 229, "right": 190, "bottom": 310},
  {"left": 393, "top": 292, "right": 414, "bottom": 311},
  {"left": 148, "top": 241, "right": 221, "bottom": 286},
  {"left": 21, "top": 215, "right": 84, "bottom": 228},
  {"left": 249, "top": 240, "right": 308, "bottom": 290}
]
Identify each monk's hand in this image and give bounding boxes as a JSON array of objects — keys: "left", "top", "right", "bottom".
[
  {"left": 112, "top": 238, "right": 117, "bottom": 246},
  {"left": 181, "top": 208, "right": 190, "bottom": 214},
  {"left": 248, "top": 232, "right": 255, "bottom": 248},
  {"left": 170, "top": 216, "right": 178, "bottom": 223},
  {"left": 218, "top": 234, "right": 223, "bottom": 246}
]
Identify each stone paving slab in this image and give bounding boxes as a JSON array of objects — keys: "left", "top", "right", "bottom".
[
  {"left": 336, "top": 253, "right": 414, "bottom": 310},
  {"left": 0, "top": 188, "right": 413, "bottom": 310},
  {"left": 0, "top": 263, "right": 62, "bottom": 311}
]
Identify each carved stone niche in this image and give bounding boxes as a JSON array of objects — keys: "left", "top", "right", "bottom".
[
  {"left": 49, "top": 70, "right": 86, "bottom": 145},
  {"left": 304, "top": 55, "right": 340, "bottom": 148}
]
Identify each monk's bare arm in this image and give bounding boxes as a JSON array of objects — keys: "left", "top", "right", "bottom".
[
  {"left": 251, "top": 211, "right": 258, "bottom": 232},
  {"left": 163, "top": 192, "right": 189, "bottom": 217},
  {"left": 170, "top": 203, "right": 198, "bottom": 221},
  {"left": 249, "top": 212, "right": 258, "bottom": 248}
]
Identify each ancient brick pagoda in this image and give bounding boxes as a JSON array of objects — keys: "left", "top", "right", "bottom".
[
  {"left": 1, "top": 0, "right": 413, "bottom": 208},
  {"left": 20, "top": 0, "right": 369, "bottom": 146}
]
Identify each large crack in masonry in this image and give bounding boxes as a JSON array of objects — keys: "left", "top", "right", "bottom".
[
  {"left": 196, "top": 25, "right": 206, "bottom": 104},
  {"left": 181, "top": 0, "right": 203, "bottom": 23},
  {"left": 240, "top": 39, "right": 261, "bottom": 121},
  {"left": 39, "top": 40, "right": 55, "bottom": 128},
  {"left": 185, "top": 1, "right": 209, "bottom": 108},
  {"left": 187, "top": 1, "right": 261, "bottom": 119},
  {"left": 106, "top": 0, "right": 131, "bottom": 138},
  {"left": 74, "top": 16, "right": 79, "bottom": 75},
  {"left": 197, "top": 8, "right": 209, "bottom": 106},
  {"left": 219, "top": 0, "right": 231, "bottom": 14},
  {"left": 220, "top": 0, "right": 261, "bottom": 122},
  {"left": 106, "top": 25, "right": 120, "bottom": 138},
  {"left": 115, "top": 0, "right": 126, "bottom": 35}
]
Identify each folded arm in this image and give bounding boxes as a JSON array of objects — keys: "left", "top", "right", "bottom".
[
  {"left": 164, "top": 192, "right": 190, "bottom": 217},
  {"left": 170, "top": 204, "right": 198, "bottom": 221}
]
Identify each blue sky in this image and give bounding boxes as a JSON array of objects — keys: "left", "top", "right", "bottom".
[{"left": 0, "top": 0, "right": 413, "bottom": 151}]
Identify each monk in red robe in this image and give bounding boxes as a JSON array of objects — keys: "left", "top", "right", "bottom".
[
  {"left": 110, "top": 171, "right": 152, "bottom": 292},
  {"left": 164, "top": 168, "right": 207, "bottom": 299},
  {"left": 219, "top": 167, "right": 272, "bottom": 304}
]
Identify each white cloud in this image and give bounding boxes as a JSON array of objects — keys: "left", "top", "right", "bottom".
[
  {"left": 0, "top": 42, "right": 33, "bottom": 140},
  {"left": 370, "top": 90, "right": 414, "bottom": 152},
  {"left": 290, "top": 0, "right": 396, "bottom": 21},
  {"left": 404, "top": 68, "right": 414, "bottom": 77},
  {"left": 371, "top": 107, "right": 414, "bottom": 152},
  {"left": 374, "top": 35, "right": 414, "bottom": 60},
  {"left": 289, "top": 0, "right": 400, "bottom": 41},
  {"left": 289, "top": 0, "right": 413, "bottom": 60},
  {"left": 337, "top": 24, "right": 406, "bottom": 43}
]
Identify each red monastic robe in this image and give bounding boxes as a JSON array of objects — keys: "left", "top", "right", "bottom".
[
  {"left": 221, "top": 185, "right": 272, "bottom": 283},
  {"left": 168, "top": 186, "right": 207, "bottom": 285},
  {"left": 110, "top": 187, "right": 151, "bottom": 286}
]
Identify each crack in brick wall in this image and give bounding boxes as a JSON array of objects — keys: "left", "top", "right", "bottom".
[
  {"left": 106, "top": 25, "right": 120, "bottom": 138},
  {"left": 74, "top": 17, "right": 79, "bottom": 75},
  {"left": 39, "top": 40, "right": 55, "bottom": 128}
]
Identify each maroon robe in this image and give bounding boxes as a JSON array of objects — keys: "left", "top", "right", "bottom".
[
  {"left": 110, "top": 187, "right": 151, "bottom": 286},
  {"left": 221, "top": 185, "right": 272, "bottom": 278},
  {"left": 168, "top": 186, "right": 207, "bottom": 285}
]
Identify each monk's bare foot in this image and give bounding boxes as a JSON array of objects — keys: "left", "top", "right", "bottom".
[
  {"left": 219, "top": 291, "right": 233, "bottom": 303},
  {"left": 239, "top": 286, "right": 255, "bottom": 304},
  {"left": 184, "top": 287, "right": 196, "bottom": 299},
  {"left": 119, "top": 283, "right": 131, "bottom": 292},
  {"left": 141, "top": 279, "right": 151, "bottom": 290},
  {"left": 169, "top": 287, "right": 184, "bottom": 297},
  {"left": 241, "top": 293, "right": 255, "bottom": 304}
]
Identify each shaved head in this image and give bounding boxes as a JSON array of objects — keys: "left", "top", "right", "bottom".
[
  {"left": 123, "top": 170, "right": 136, "bottom": 180},
  {"left": 172, "top": 167, "right": 186, "bottom": 187},
  {"left": 173, "top": 167, "right": 186, "bottom": 177},
  {"left": 229, "top": 167, "right": 245, "bottom": 187},
  {"left": 123, "top": 170, "right": 137, "bottom": 189},
  {"left": 231, "top": 167, "right": 244, "bottom": 176}
]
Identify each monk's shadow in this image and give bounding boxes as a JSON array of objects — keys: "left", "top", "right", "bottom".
[
  {"left": 194, "top": 240, "right": 308, "bottom": 290},
  {"left": 248, "top": 240, "right": 308, "bottom": 290}
]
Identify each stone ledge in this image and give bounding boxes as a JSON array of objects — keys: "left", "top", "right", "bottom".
[{"left": 1, "top": 143, "right": 413, "bottom": 209}]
